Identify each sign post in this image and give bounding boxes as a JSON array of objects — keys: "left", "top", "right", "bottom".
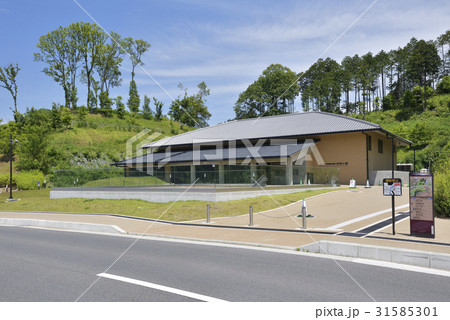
[
  {"left": 409, "top": 173, "right": 435, "bottom": 238},
  {"left": 383, "top": 178, "right": 402, "bottom": 235}
]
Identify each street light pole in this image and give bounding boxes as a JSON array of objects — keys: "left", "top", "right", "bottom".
[{"left": 9, "top": 133, "right": 13, "bottom": 200}]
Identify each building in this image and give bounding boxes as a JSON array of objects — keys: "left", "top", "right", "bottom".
[{"left": 116, "top": 112, "right": 412, "bottom": 186}]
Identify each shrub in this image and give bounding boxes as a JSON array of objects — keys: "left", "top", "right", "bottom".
[
  {"left": 15, "top": 170, "right": 45, "bottom": 190},
  {"left": 434, "top": 159, "right": 450, "bottom": 218},
  {"left": 0, "top": 173, "right": 15, "bottom": 188}
]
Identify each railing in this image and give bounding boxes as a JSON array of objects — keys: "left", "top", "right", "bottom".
[{"left": 52, "top": 165, "right": 339, "bottom": 188}]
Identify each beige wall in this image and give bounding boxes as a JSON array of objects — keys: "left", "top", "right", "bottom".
[
  {"left": 311, "top": 132, "right": 366, "bottom": 185},
  {"left": 366, "top": 131, "right": 397, "bottom": 171},
  {"left": 311, "top": 132, "right": 397, "bottom": 185}
]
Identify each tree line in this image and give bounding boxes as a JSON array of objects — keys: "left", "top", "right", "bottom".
[
  {"left": 1, "top": 21, "right": 211, "bottom": 129},
  {"left": 235, "top": 30, "right": 450, "bottom": 119}
]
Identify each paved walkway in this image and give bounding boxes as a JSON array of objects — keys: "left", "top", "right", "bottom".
[{"left": 1, "top": 186, "right": 449, "bottom": 255}]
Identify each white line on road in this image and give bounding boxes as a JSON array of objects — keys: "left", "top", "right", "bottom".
[
  {"left": 325, "top": 204, "right": 409, "bottom": 230},
  {"left": 97, "top": 273, "right": 228, "bottom": 302}
]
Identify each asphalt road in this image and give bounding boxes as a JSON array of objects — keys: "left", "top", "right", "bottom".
[{"left": 0, "top": 225, "right": 449, "bottom": 302}]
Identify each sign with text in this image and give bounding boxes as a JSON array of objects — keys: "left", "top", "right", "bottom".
[
  {"left": 383, "top": 178, "right": 402, "bottom": 196},
  {"left": 409, "top": 172, "right": 435, "bottom": 238}
]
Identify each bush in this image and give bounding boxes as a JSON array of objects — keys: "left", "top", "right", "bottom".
[
  {"left": 0, "top": 173, "right": 15, "bottom": 188},
  {"left": 15, "top": 170, "right": 45, "bottom": 190},
  {"left": 435, "top": 159, "right": 450, "bottom": 218}
]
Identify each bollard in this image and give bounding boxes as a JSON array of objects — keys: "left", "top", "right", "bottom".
[
  {"left": 206, "top": 204, "right": 210, "bottom": 223},
  {"left": 249, "top": 205, "right": 253, "bottom": 226},
  {"left": 302, "top": 199, "right": 307, "bottom": 229}
]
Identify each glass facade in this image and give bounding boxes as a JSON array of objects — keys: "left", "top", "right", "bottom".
[{"left": 52, "top": 163, "right": 339, "bottom": 188}]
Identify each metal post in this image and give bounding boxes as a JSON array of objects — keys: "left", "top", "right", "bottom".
[
  {"left": 206, "top": 204, "right": 210, "bottom": 223},
  {"left": 302, "top": 199, "right": 307, "bottom": 229},
  {"left": 391, "top": 137, "right": 395, "bottom": 235},
  {"left": 391, "top": 194, "right": 396, "bottom": 235},
  {"left": 9, "top": 134, "right": 13, "bottom": 200},
  {"left": 249, "top": 205, "right": 253, "bottom": 226}
]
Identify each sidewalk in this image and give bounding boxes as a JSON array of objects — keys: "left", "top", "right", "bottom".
[{"left": 1, "top": 186, "right": 449, "bottom": 257}]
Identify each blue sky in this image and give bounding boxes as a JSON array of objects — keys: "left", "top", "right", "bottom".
[{"left": 0, "top": 0, "right": 449, "bottom": 125}]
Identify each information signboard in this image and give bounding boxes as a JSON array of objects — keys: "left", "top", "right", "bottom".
[
  {"left": 383, "top": 178, "right": 402, "bottom": 196},
  {"left": 409, "top": 172, "right": 435, "bottom": 238}
]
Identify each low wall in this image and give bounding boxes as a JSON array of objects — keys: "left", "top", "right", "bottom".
[
  {"left": 301, "top": 240, "right": 450, "bottom": 271},
  {"left": 50, "top": 186, "right": 338, "bottom": 203}
]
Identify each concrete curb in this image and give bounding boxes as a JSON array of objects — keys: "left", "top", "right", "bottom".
[
  {"left": 300, "top": 240, "right": 450, "bottom": 271},
  {"left": 0, "top": 218, "right": 126, "bottom": 234}
]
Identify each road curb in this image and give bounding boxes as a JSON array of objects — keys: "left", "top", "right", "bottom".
[
  {"left": 300, "top": 240, "right": 450, "bottom": 271},
  {"left": 0, "top": 218, "right": 126, "bottom": 234}
]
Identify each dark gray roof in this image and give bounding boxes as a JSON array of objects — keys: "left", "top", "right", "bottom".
[
  {"left": 165, "top": 142, "right": 313, "bottom": 163},
  {"left": 116, "top": 142, "right": 313, "bottom": 166},
  {"left": 144, "top": 112, "right": 409, "bottom": 149},
  {"left": 115, "top": 151, "right": 182, "bottom": 166}
]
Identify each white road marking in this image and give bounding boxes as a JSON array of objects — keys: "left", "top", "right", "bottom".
[
  {"left": 325, "top": 204, "right": 409, "bottom": 230},
  {"left": 97, "top": 273, "right": 228, "bottom": 302}
]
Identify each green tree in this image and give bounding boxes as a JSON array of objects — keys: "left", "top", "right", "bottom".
[
  {"left": 154, "top": 98, "right": 164, "bottom": 121},
  {"left": 407, "top": 39, "right": 441, "bottom": 110},
  {"left": 0, "top": 63, "right": 20, "bottom": 118},
  {"left": 77, "top": 105, "right": 88, "bottom": 121},
  {"left": 66, "top": 24, "right": 83, "bottom": 109},
  {"left": 437, "top": 75, "right": 450, "bottom": 94},
  {"left": 96, "top": 31, "right": 123, "bottom": 93},
  {"left": 235, "top": 64, "right": 299, "bottom": 119},
  {"left": 142, "top": 94, "right": 153, "bottom": 119},
  {"left": 340, "top": 56, "right": 354, "bottom": 114},
  {"left": 99, "top": 91, "right": 113, "bottom": 117},
  {"left": 123, "top": 38, "right": 151, "bottom": 81},
  {"left": 17, "top": 125, "right": 50, "bottom": 173},
  {"left": 51, "top": 103, "right": 62, "bottom": 130},
  {"left": 170, "top": 82, "right": 211, "bottom": 128},
  {"left": 60, "top": 106, "right": 72, "bottom": 128},
  {"left": 299, "top": 59, "right": 341, "bottom": 113},
  {"left": 71, "top": 22, "right": 107, "bottom": 110},
  {"left": 115, "top": 96, "right": 126, "bottom": 119},
  {"left": 34, "top": 27, "right": 71, "bottom": 108},
  {"left": 437, "top": 30, "right": 450, "bottom": 78},
  {"left": 127, "top": 79, "right": 140, "bottom": 113}
]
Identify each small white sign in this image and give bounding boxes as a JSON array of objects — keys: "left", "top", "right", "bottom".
[{"left": 349, "top": 179, "right": 356, "bottom": 188}]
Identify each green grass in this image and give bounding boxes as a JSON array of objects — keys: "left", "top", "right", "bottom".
[{"left": 0, "top": 188, "right": 336, "bottom": 222}]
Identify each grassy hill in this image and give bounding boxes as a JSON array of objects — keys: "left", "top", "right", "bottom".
[
  {"left": 353, "top": 94, "right": 450, "bottom": 170},
  {"left": 0, "top": 111, "right": 193, "bottom": 178},
  {"left": 49, "top": 113, "right": 192, "bottom": 165}
]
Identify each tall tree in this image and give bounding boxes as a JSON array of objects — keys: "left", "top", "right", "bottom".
[
  {"left": 0, "top": 63, "right": 20, "bottom": 117},
  {"left": 141, "top": 94, "right": 153, "bottom": 119},
  {"left": 437, "top": 30, "right": 450, "bottom": 78},
  {"left": 34, "top": 27, "right": 71, "bottom": 108},
  {"left": 96, "top": 31, "right": 123, "bottom": 94},
  {"left": 66, "top": 24, "right": 83, "bottom": 109},
  {"left": 299, "top": 58, "right": 341, "bottom": 113},
  {"left": 123, "top": 38, "right": 151, "bottom": 81},
  {"left": 71, "top": 22, "right": 107, "bottom": 111},
  {"left": 127, "top": 79, "right": 140, "bottom": 113},
  {"left": 374, "top": 50, "right": 390, "bottom": 101},
  {"left": 407, "top": 39, "right": 441, "bottom": 110},
  {"left": 153, "top": 98, "right": 164, "bottom": 121},
  {"left": 340, "top": 56, "right": 354, "bottom": 114},
  {"left": 115, "top": 96, "right": 126, "bottom": 119},
  {"left": 235, "top": 64, "right": 299, "bottom": 119},
  {"left": 170, "top": 82, "right": 211, "bottom": 127}
]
